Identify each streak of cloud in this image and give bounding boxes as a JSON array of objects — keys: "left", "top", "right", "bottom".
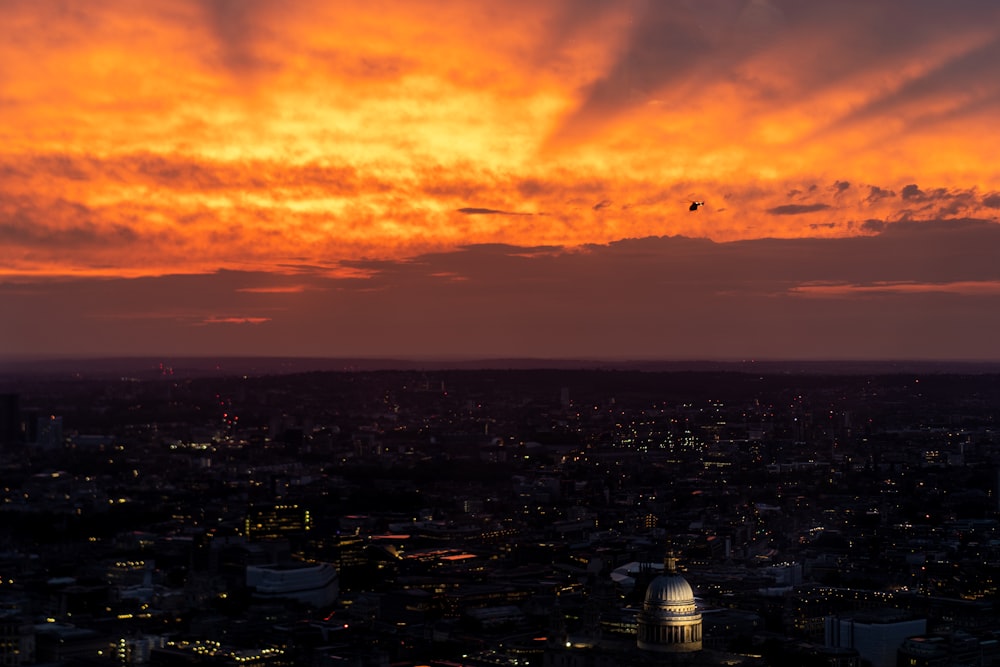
[
  {"left": 457, "top": 207, "right": 526, "bottom": 216},
  {"left": 767, "top": 204, "right": 831, "bottom": 215},
  {"left": 200, "top": 316, "right": 272, "bottom": 325},
  {"left": 791, "top": 280, "right": 1000, "bottom": 298}
]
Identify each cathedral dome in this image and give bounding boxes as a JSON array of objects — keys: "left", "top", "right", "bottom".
[
  {"left": 636, "top": 551, "right": 702, "bottom": 653},
  {"left": 644, "top": 572, "right": 695, "bottom": 609}
]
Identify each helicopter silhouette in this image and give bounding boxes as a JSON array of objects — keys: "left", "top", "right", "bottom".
[{"left": 688, "top": 200, "right": 705, "bottom": 211}]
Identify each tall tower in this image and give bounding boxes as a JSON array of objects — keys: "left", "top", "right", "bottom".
[{"left": 636, "top": 550, "right": 702, "bottom": 654}]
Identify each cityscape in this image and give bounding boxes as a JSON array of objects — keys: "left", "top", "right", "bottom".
[
  {"left": 4, "top": 3, "right": 1000, "bottom": 666},
  {"left": 2, "top": 358, "right": 1000, "bottom": 666}
]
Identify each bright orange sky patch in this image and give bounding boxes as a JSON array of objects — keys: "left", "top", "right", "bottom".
[{"left": 2, "top": 0, "right": 1000, "bottom": 278}]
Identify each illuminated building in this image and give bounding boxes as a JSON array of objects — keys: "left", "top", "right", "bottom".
[
  {"left": 243, "top": 503, "right": 311, "bottom": 540},
  {"left": 245, "top": 561, "right": 339, "bottom": 608},
  {"left": 150, "top": 640, "right": 291, "bottom": 665},
  {"left": 107, "top": 559, "right": 152, "bottom": 587},
  {"left": 636, "top": 551, "right": 703, "bottom": 654},
  {"left": 542, "top": 549, "right": 758, "bottom": 666}
]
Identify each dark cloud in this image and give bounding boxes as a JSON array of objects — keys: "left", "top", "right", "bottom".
[
  {"left": 23, "top": 154, "right": 92, "bottom": 181},
  {"left": 548, "top": 0, "right": 1000, "bottom": 153},
  {"left": 545, "top": 4, "right": 710, "bottom": 146},
  {"left": 128, "top": 153, "right": 228, "bottom": 189},
  {"left": 456, "top": 207, "right": 530, "bottom": 216},
  {"left": 896, "top": 184, "right": 980, "bottom": 218},
  {"left": 766, "top": 203, "right": 831, "bottom": 215},
  {"left": 545, "top": 0, "right": 1000, "bottom": 148},
  {"left": 824, "top": 31, "right": 1000, "bottom": 134},
  {"left": 982, "top": 192, "right": 1000, "bottom": 209},
  {"left": 901, "top": 184, "right": 926, "bottom": 201},
  {"left": 7, "top": 220, "right": 1000, "bottom": 359},
  {"left": 199, "top": 0, "right": 278, "bottom": 74},
  {"left": 274, "top": 262, "right": 340, "bottom": 274},
  {"left": 786, "top": 184, "right": 820, "bottom": 199},
  {"left": 593, "top": 199, "right": 611, "bottom": 211},
  {"left": 0, "top": 197, "right": 139, "bottom": 249},
  {"left": 860, "top": 219, "right": 886, "bottom": 233},
  {"left": 0, "top": 152, "right": 369, "bottom": 194},
  {"left": 543, "top": 0, "right": 787, "bottom": 147},
  {"left": 938, "top": 194, "right": 978, "bottom": 217},
  {"left": 779, "top": 2, "right": 1000, "bottom": 96},
  {"left": 832, "top": 180, "right": 850, "bottom": 193},
  {"left": 457, "top": 207, "right": 507, "bottom": 215},
  {"left": 200, "top": 316, "right": 270, "bottom": 325},
  {"left": 452, "top": 243, "right": 561, "bottom": 255},
  {"left": 516, "top": 178, "right": 549, "bottom": 199},
  {"left": 866, "top": 186, "right": 896, "bottom": 203}
]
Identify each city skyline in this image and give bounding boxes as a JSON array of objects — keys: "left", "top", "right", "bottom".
[{"left": 3, "top": 1, "right": 1000, "bottom": 360}]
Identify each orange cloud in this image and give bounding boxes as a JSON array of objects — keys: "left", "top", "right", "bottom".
[
  {"left": 200, "top": 316, "right": 271, "bottom": 325},
  {"left": 791, "top": 280, "right": 1000, "bottom": 298},
  {"left": 236, "top": 285, "right": 309, "bottom": 294},
  {"left": 2, "top": 0, "right": 1000, "bottom": 280}
]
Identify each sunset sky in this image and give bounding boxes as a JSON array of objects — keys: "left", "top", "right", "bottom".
[{"left": 3, "top": 0, "right": 1000, "bottom": 361}]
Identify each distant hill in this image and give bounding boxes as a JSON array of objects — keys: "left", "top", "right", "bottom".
[{"left": 2, "top": 356, "right": 1000, "bottom": 379}]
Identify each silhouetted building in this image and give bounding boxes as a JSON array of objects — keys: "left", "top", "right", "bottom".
[
  {"left": 32, "top": 414, "right": 62, "bottom": 449},
  {"left": 0, "top": 613, "right": 35, "bottom": 666},
  {"left": 897, "top": 631, "right": 998, "bottom": 667},
  {"left": 825, "top": 609, "right": 925, "bottom": 667},
  {"left": 0, "top": 394, "right": 20, "bottom": 447}
]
